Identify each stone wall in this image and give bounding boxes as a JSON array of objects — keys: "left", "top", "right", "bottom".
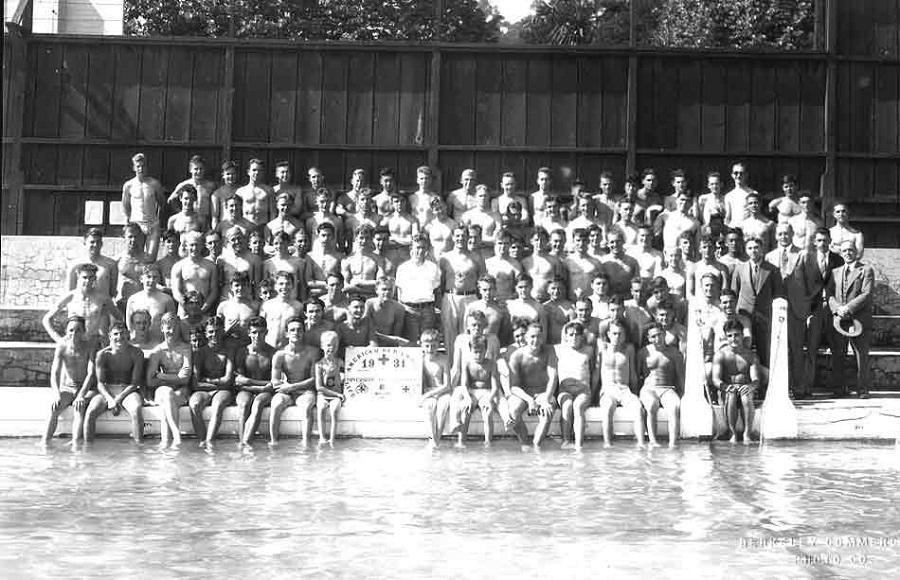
[
  {"left": 866, "top": 249, "right": 900, "bottom": 315},
  {"left": 0, "top": 236, "right": 125, "bottom": 309}
]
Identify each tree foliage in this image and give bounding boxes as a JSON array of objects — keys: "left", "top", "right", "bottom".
[
  {"left": 518, "top": 0, "right": 816, "bottom": 49},
  {"left": 519, "top": 0, "right": 633, "bottom": 46},
  {"left": 124, "top": 0, "right": 502, "bottom": 42},
  {"left": 650, "top": 0, "right": 816, "bottom": 50}
]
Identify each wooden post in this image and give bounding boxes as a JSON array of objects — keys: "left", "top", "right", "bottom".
[
  {"left": 629, "top": 0, "right": 636, "bottom": 48},
  {"left": 429, "top": 0, "right": 444, "bottom": 190},
  {"left": 625, "top": 55, "right": 638, "bottom": 177},
  {"left": 428, "top": 49, "right": 442, "bottom": 186},
  {"left": 2, "top": 23, "right": 27, "bottom": 235},
  {"left": 821, "top": 0, "right": 837, "bottom": 222},
  {"left": 220, "top": 44, "right": 235, "bottom": 164},
  {"left": 813, "top": 0, "right": 825, "bottom": 51}
]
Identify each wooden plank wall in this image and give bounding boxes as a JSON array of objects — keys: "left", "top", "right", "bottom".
[
  {"left": 2, "top": 26, "right": 27, "bottom": 236},
  {"left": 834, "top": 0, "right": 900, "bottom": 217},
  {"left": 5, "top": 0, "right": 898, "bottom": 238}
]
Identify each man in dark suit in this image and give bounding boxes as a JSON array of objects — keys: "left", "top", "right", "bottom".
[
  {"left": 801, "top": 227, "right": 843, "bottom": 397},
  {"left": 827, "top": 239, "right": 874, "bottom": 398},
  {"left": 765, "top": 222, "right": 808, "bottom": 397},
  {"left": 731, "top": 236, "right": 784, "bottom": 373}
]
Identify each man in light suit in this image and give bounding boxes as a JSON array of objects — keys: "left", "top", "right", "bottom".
[
  {"left": 731, "top": 236, "right": 784, "bottom": 375},
  {"left": 801, "top": 228, "right": 843, "bottom": 397},
  {"left": 827, "top": 239, "right": 874, "bottom": 398},
  {"left": 765, "top": 223, "right": 808, "bottom": 397}
]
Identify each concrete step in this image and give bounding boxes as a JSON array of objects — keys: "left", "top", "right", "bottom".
[
  {"left": 0, "top": 342, "right": 54, "bottom": 387},
  {"left": 873, "top": 315, "right": 900, "bottom": 347},
  {"left": 0, "top": 308, "right": 54, "bottom": 342},
  {"left": 0, "top": 386, "right": 675, "bottom": 440},
  {"left": 816, "top": 346, "right": 900, "bottom": 390},
  {"left": 4, "top": 387, "right": 900, "bottom": 441}
]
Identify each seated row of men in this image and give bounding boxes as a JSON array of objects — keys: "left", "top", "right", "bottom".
[
  {"left": 43, "top": 298, "right": 762, "bottom": 450},
  {"left": 45, "top": 313, "right": 342, "bottom": 448}
]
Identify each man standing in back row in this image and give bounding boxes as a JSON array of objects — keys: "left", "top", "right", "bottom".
[{"left": 122, "top": 153, "right": 166, "bottom": 260}]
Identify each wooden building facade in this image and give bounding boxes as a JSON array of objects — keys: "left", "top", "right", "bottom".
[{"left": 2, "top": 0, "right": 899, "bottom": 243}]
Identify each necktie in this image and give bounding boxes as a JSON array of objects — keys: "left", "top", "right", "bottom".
[
  {"left": 819, "top": 253, "right": 827, "bottom": 276},
  {"left": 751, "top": 263, "right": 758, "bottom": 286},
  {"left": 842, "top": 266, "right": 849, "bottom": 300},
  {"left": 780, "top": 249, "right": 789, "bottom": 277}
]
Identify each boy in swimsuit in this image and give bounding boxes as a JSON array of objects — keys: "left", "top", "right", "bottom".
[
  {"left": 167, "top": 184, "right": 206, "bottom": 237},
  {"left": 260, "top": 271, "right": 303, "bottom": 349},
  {"left": 505, "top": 323, "right": 559, "bottom": 449},
  {"left": 543, "top": 276, "right": 574, "bottom": 345},
  {"left": 170, "top": 155, "right": 215, "bottom": 228},
  {"left": 189, "top": 317, "right": 235, "bottom": 447},
  {"left": 66, "top": 228, "right": 119, "bottom": 299},
  {"left": 44, "top": 263, "right": 121, "bottom": 349},
  {"left": 420, "top": 329, "right": 451, "bottom": 449},
  {"left": 597, "top": 320, "right": 644, "bottom": 448},
  {"left": 450, "top": 335, "right": 500, "bottom": 448},
  {"left": 712, "top": 320, "right": 761, "bottom": 444},
  {"left": 43, "top": 316, "right": 97, "bottom": 446},
  {"left": 365, "top": 277, "right": 407, "bottom": 346},
  {"left": 269, "top": 317, "right": 317, "bottom": 445},
  {"left": 84, "top": 321, "right": 145, "bottom": 443},
  {"left": 147, "top": 313, "right": 193, "bottom": 447},
  {"left": 211, "top": 160, "right": 240, "bottom": 229},
  {"left": 216, "top": 271, "right": 259, "bottom": 355},
  {"left": 236, "top": 317, "right": 276, "bottom": 446},
  {"left": 450, "top": 310, "right": 501, "bottom": 389},
  {"left": 314, "top": 330, "right": 345, "bottom": 446},
  {"left": 155, "top": 229, "right": 181, "bottom": 289},
  {"left": 506, "top": 273, "right": 548, "bottom": 337},
  {"left": 122, "top": 153, "right": 166, "bottom": 259},
  {"left": 220, "top": 227, "right": 263, "bottom": 294},
  {"left": 129, "top": 309, "right": 158, "bottom": 355},
  {"left": 178, "top": 290, "right": 209, "bottom": 344},
  {"left": 555, "top": 321, "right": 596, "bottom": 450},
  {"left": 171, "top": 230, "right": 219, "bottom": 315},
  {"left": 126, "top": 263, "right": 176, "bottom": 345},
  {"left": 638, "top": 323, "right": 684, "bottom": 448}
]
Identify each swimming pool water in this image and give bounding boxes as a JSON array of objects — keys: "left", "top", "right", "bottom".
[{"left": 1, "top": 439, "right": 898, "bottom": 578}]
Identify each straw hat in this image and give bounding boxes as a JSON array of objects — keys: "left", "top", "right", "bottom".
[{"left": 833, "top": 315, "right": 863, "bottom": 338}]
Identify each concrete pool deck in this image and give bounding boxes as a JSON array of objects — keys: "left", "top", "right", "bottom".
[{"left": 2, "top": 386, "right": 899, "bottom": 441}]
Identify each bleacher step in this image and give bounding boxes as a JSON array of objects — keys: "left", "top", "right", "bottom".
[
  {"left": 0, "top": 386, "right": 676, "bottom": 439},
  {"left": 0, "top": 308, "right": 54, "bottom": 342},
  {"left": 4, "top": 387, "right": 900, "bottom": 440}
]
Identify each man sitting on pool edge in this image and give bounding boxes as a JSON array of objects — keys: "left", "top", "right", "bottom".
[
  {"left": 505, "top": 323, "right": 559, "bottom": 449},
  {"left": 638, "top": 323, "right": 684, "bottom": 448}
]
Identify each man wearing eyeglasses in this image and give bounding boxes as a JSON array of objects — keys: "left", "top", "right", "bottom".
[{"left": 724, "top": 162, "right": 758, "bottom": 229}]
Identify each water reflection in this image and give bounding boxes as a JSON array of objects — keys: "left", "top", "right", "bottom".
[{"left": 0, "top": 439, "right": 898, "bottom": 577}]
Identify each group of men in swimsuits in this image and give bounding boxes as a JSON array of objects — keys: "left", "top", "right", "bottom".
[{"left": 41, "top": 155, "right": 873, "bottom": 448}]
